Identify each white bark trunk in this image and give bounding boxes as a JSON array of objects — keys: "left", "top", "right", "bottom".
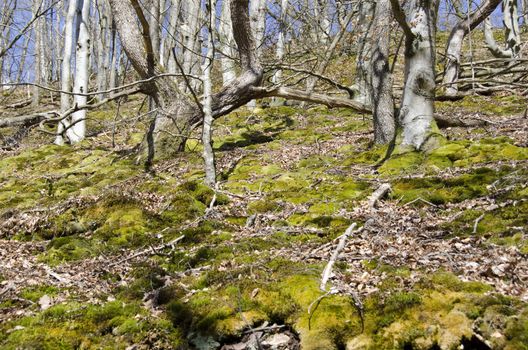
[
  {"left": 396, "top": 2, "right": 438, "bottom": 150},
  {"left": 56, "top": 0, "right": 80, "bottom": 145},
  {"left": 202, "top": 0, "right": 216, "bottom": 187},
  {"left": 271, "top": 0, "right": 288, "bottom": 105},
  {"left": 179, "top": 0, "right": 201, "bottom": 92},
  {"left": 353, "top": 1, "right": 375, "bottom": 107},
  {"left": 218, "top": 0, "right": 237, "bottom": 85},
  {"left": 165, "top": 0, "right": 181, "bottom": 74},
  {"left": 247, "top": 0, "right": 266, "bottom": 109},
  {"left": 67, "top": 0, "right": 91, "bottom": 144},
  {"left": 484, "top": 0, "right": 521, "bottom": 59},
  {"left": 443, "top": 0, "right": 502, "bottom": 96}
]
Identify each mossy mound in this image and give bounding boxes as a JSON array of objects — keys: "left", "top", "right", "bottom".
[
  {"left": 0, "top": 299, "right": 183, "bottom": 349},
  {"left": 379, "top": 137, "right": 528, "bottom": 176}
]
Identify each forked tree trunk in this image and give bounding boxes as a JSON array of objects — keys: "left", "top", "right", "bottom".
[
  {"left": 108, "top": 0, "right": 264, "bottom": 160},
  {"left": 370, "top": 0, "right": 395, "bottom": 145},
  {"left": 67, "top": 0, "right": 90, "bottom": 143},
  {"left": 442, "top": 0, "right": 501, "bottom": 96},
  {"left": 485, "top": 0, "right": 521, "bottom": 58},
  {"left": 391, "top": 0, "right": 439, "bottom": 150}
]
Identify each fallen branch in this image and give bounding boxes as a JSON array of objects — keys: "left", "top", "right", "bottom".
[
  {"left": 368, "top": 183, "right": 391, "bottom": 210},
  {"left": 320, "top": 223, "right": 358, "bottom": 291},
  {"left": 108, "top": 234, "right": 185, "bottom": 267}
]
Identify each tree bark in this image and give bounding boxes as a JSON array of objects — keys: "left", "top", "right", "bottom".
[
  {"left": 271, "top": 0, "right": 288, "bottom": 106},
  {"left": 108, "top": 0, "right": 264, "bottom": 160},
  {"left": 56, "top": 0, "right": 80, "bottom": 145},
  {"left": 484, "top": 0, "right": 521, "bottom": 59},
  {"left": 67, "top": 0, "right": 90, "bottom": 143},
  {"left": 442, "top": 0, "right": 502, "bottom": 96},
  {"left": 370, "top": 0, "right": 395, "bottom": 145},
  {"left": 391, "top": 0, "right": 439, "bottom": 150},
  {"left": 218, "top": 0, "right": 237, "bottom": 86},
  {"left": 202, "top": 0, "right": 216, "bottom": 187},
  {"left": 353, "top": 1, "right": 375, "bottom": 107}
]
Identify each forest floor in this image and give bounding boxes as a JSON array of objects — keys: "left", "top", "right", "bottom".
[{"left": 0, "top": 94, "right": 527, "bottom": 349}]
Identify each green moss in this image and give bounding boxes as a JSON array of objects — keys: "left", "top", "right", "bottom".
[
  {"left": 378, "top": 149, "right": 424, "bottom": 176},
  {"left": 1, "top": 299, "right": 184, "bottom": 349},
  {"left": 391, "top": 167, "right": 506, "bottom": 205}
]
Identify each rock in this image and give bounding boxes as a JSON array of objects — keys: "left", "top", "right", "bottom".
[
  {"left": 261, "top": 333, "right": 291, "bottom": 348},
  {"left": 189, "top": 333, "right": 220, "bottom": 350},
  {"left": 38, "top": 295, "right": 52, "bottom": 310}
]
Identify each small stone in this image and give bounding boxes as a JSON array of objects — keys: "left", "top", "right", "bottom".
[
  {"left": 38, "top": 295, "right": 52, "bottom": 310},
  {"left": 262, "top": 333, "right": 291, "bottom": 348}
]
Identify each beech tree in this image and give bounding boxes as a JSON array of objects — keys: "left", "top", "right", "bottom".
[
  {"left": 442, "top": 0, "right": 502, "bottom": 96},
  {"left": 484, "top": 0, "right": 521, "bottom": 58},
  {"left": 390, "top": 0, "right": 439, "bottom": 150}
]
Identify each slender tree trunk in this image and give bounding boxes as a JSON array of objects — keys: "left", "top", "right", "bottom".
[
  {"left": 247, "top": 0, "right": 265, "bottom": 109},
  {"left": 179, "top": 0, "right": 201, "bottom": 92},
  {"left": 149, "top": 0, "right": 160, "bottom": 61},
  {"left": 218, "top": 0, "right": 236, "bottom": 85},
  {"left": 95, "top": 0, "right": 108, "bottom": 100},
  {"left": 32, "top": 0, "right": 42, "bottom": 107},
  {"left": 108, "top": 19, "right": 118, "bottom": 94},
  {"left": 165, "top": 0, "right": 181, "bottom": 75},
  {"left": 353, "top": 1, "right": 375, "bottom": 107},
  {"left": 271, "top": 0, "right": 288, "bottom": 106},
  {"left": 56, "top": 0, "right": 80, "bottom": 145},
  {"left": 370, "top": 0, "right": 395, "bottom": 145},
  {"left": 202, "top": 0, "right": 216, "bottom": 187},
  {"left": 67, "top": 0, "right": 90, "bottom": 143},
  {"left": 443, "top": 0, "right": 502, "bottom": 96}
]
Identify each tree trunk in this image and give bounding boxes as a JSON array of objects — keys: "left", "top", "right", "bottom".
[
  {"left": 166, "top": 0, "right": 182, "bottom": 76},
  {"left": 108, "top": 0, "right": 264, "bottom": 160},
  {"left": 484, "top": 0, "right": 521, "bottom": 59},
  {"left": 391, "top": 0, "right": 439, "bottom": 150},
  {"left": 67, "top": 0, "right": 90, "bottom": 144},
  {"left": 353, "top": 1, "right": 375, "bottom": 107},
  {"left": 271, "top": 0, "right": 288, "bottom": 106},
  {"left": 442, "top": 0, "right": 501, "bottom": 96},
  {"left": 179, "top": 0, "right": 201, "bottom": 93},
  {"left": 32, "top": 0, "right": 42, "bottom": 107},
  {"left": 202, "top": 0, "right": 216, "bottom": 187},
  {"left": 218, "top": 0, "right": 237, "bottom": 86},
  {"left": 56, "top": 0, "right": 80, "bottom": 145},
  {"left": 247, "top": 0, "right": 266, "bottom": 109},
  {"left": 370, "top": 0, "right": 395, "bottom": 145}
]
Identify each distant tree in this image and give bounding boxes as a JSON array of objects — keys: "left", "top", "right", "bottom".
[
  {"left": 442, "top": 0, "right": 502, "bottom": 96},
  {"left": 485, "top": 0, "right": 521, "bottom": 58}
]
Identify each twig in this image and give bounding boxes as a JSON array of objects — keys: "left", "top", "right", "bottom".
[
  {"left": 403, "top": 197, "right": 438, "bottom": 208},
  {"left": 307, "top": 290, "right": 333, "bottom": 330},
  {"left": 473, "top": 213, "right": 485, "bottom": 234},
  {"left": 320, "top": 223, "right": 357, "bottom": 291},
  {"left": 108, "top": 235, "right": 185, "bottom": 267},
  {"left": 242, "top": 324, "right": 286, "bottom": 334}
]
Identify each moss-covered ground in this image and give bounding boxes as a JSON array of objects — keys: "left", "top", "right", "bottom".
[{"left": 1, "top": 96, "right": 527, "bottom": 350}]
